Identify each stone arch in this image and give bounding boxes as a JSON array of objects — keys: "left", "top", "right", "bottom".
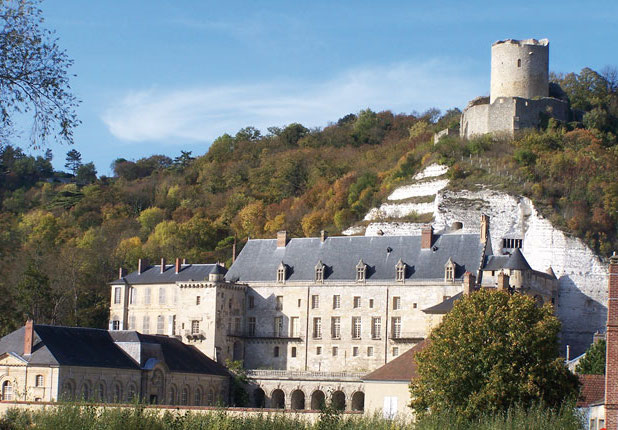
[
  {"left": 1, "top": 380, "right": 13, "bottom": 401},
  {"left": 95, "top": 380, "right": 106, "bottom": 403},
  {"left": 310, "top": 390, "right": 325, "bottom": 410},
  {"left": 61, "top": 379, "right": 75, "bottom": 401},
  {"left": 290, "top": 389, "right": 305, "bottom": 410},
  {"left": 253, "top": 387, "right": 265, "bottom": 408},
  {"left": 180, "top": 385, "right": 190, "bottom": 405},
  {"left": 206, "top": 387, "right": 215, "bottom": 405},
  {"left": 126, "top": 381, "right": 138, "bottom": 402},
  {"left": 79, "top": 380, "right": 92, "bottom": 401},
  {"left": 168, "top": 384, "right": 177, "bottom": 405},
  {"left": 271, "top": 388, "right": 285, "bottom": 409},
  {"left": 194, "top": 386, "right": 203, "bottom": 406},
  {"left": 112, "top": 381, "right": 123, "bottom": 403},
  {"left": 331, "top": 390, "right": 345, "bottom": 411},
  {"left": 351, "top": 391, "right": 365, "bottom": 411}
]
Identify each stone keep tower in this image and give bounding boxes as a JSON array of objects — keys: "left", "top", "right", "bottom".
[{"left": 490, "top": 39, "right": 549, "bottom": 103}]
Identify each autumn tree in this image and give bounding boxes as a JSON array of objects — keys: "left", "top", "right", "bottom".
[{"left": 410, "top": 290, "right": 580, "bottom": 419}]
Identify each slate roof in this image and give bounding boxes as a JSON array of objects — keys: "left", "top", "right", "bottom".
[
  {"left": 226, "top": 233, "right": 485, "bottom": 283},
  {"left": 577, "top": 374, "right": 605, "bottom": 407},
  {"left": 364, "top": 340, "right": 428, "bottom": 382},
  {"left": 422, "top": 292, "right": 463, "bottom": 314},
  {"left": 503, "top": 249, "right": 532, "bottom": 271},
  {"left": 110, "top": 264, "right": 223, "bottom": 285}
]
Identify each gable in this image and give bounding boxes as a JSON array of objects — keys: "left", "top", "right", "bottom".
[{"left": 0, "top": 352, "right": 27, "bottom": 366}]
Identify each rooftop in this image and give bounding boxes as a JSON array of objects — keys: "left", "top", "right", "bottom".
[
  {"left": 110, "top": 263, "right": 226, "bottom": 285},
  {"left": 364, "top": 340, "right": 428, "bottom": 382}
]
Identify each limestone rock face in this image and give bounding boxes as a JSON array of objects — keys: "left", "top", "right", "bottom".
[{"left": 346, "top": 163, "right": 608, "bottom": 356}]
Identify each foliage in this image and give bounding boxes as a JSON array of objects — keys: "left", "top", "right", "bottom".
[
  {"left": 64, "top": 150, "right": 82, "bottom": 176},
  {"left": 410, "top": 290, "right": 580, "bottom": 419},
  {"left": 0, "top": 0, "right": 80, "bottom": 147},
  {"left": 575, "top": 339, "right": 606, "bottom": 375},
  {"left": 225, "top": 359, "right": 249, "bottom": 407}
]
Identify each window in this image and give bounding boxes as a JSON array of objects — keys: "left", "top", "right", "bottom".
[
  {"left": 332, "top": 346, "right": 338, "bottom": 357},
  {"left": 248, "top": 295, "right": 254, "bottom": 309},
  {"left": 144, "top": 288, "right": 151, "bottom": 305},
  {"left": 157, "top": 315, "right": 164, "bottom": 334},
  {"left": 168, "top": 386, "right": 176, "bottom": 405},
  {"left": 369, "top": 299, "right": 374, "bottom": 308},
  {"left": 113, "top": 287, "right": 122, "bottom": 304},
  {"left": 196, "top": 296, "right": 201, "bottom": 305},
  {"left": 35, "top": 375, "right": 44, "bottom": 387},
  {"left": 313, "top": 317, "right": 322, "bottom": 339},
  {"left": 367, "top": 346, "right": 374, "bottom": 357},
  {"left": 413, "top": 303, "right": 417, "bottom": 309},
  {"left": 142, "top": 316, "right": 150, "bottom": 334},
  {"left": 228, "top": 298, "right": 232, "bottom": 309},
  {"left": 371, "top": 317, "right": 381, "bottom": 339},
  {"left": 517, "top": 58, "right": 521, "bottom": 68},
  {"left": 392, "top": 347, "right": 399, "bottom": 357},
  {"left": 191, "top": 320, "right": 200, "bottom": 335},
  {"left": 97, "top": 383, "right": 105, "bottom": 402},
  {"left": 290, "top": 317, "right": 300, "bottom": 337},
  {"left": 277, "top": 262, "right": 286, "bottom": 283},
  {"left": 195, "top": 388, "right": 202, "bottom": 406},
  {"left": 297, "top": 299, "right": 302, "bottom": 307},
  {"left": 129, "top": 315, "right": 136, "bottom": 329},
  {"left": 112, "top": 320, "right": 120, "bottom": 330},
  {"left": 273, "top": 346, "right": 280, "bottom": 357},
  {"left": 353, "top": 296, "right": 361, "bottom": 308},
  {"left": 356, "top": 260, "right": 366, "bottom": 282},
  {"left": 393, "top": 296, "right": 401, "bottom": 310},
  {"left": 445, "top": 258, "right": 455, "bottom": 282},
  {"left": 311, "top": 295, "right": 319, "bottom": 309},
  {"left": 159, "top": 287, "right": 166, "bottom": 304},
  {"left": 353, "top": 346, "right": 359, "bottom": 357},
  {"left": 181, "top": 387, "right": 188, "bottom": 405},
  {"left": 114, "top": 383, "right": 122, "bottom": 403},
  {"left": 170, "top": 315, "right": 176, "bottom": 335},
  {"left": 315, "top": 260, "right": 324, "bottom": 283},
  {"left": 129, "top": 287, "right": 136, "bottom": 305},
  {"left": 234, "top": 317, "right": 241, "bottom": 333},
  {"left": 316, "top": 346, "right": 322, "bottom": 355},
  {"left": 291, "top": 347, "right": 297, "bottom": 358},
  {"left": 2, "top": 381, "right": 13, "bottom": 401},
  {"left": 396, "top": 259, "right": 406, "bottom": 282},
  {"left": 274, "top": 316, "right": 283, "bottom": 337},
  {"left": 332, "top": 295, "right": 340, "bottom": 309},
  {"left": 352, "top": 317, "right": 361, "bottom": 339},
  {"left": 275, "top": 296, "right": 283, "bottom": 311},
  {"left": 248, "top": 317, "right": 256, "bottom": 336},
  {"left": 392, "top": 317, "right": 401, "bottom": 339},
  {"left": 331, "top": 317, "right": 341, "bottom": 339}
]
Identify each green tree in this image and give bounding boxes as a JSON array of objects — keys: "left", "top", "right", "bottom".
[
  {"left": 64, "top": 149, "right": 82, "bottom": 175},
  {"left": 75, "top": 162, "right": 97, "bottom": 185},
  {"left": 0, "top": 0, "right": 80, "bottom": 147},
  {"left": 410, "top": 290, "right": 580, "bottom": 419},
  {"left": 575, "top": 339, "right": 606, "bottom": 375}
]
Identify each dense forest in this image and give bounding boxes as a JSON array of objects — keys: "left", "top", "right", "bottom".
[{"left": 0, "top": 67, "right": 616, "bottom": 334}]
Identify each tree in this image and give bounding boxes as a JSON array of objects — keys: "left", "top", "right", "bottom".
[
  {"left": 410, "top": 290, "right": 580, "bottom": 419},
  {"left": 0, "top": 0, "right": 80, "bottom": 147},
  {"left": 575, "top": 339, "right": 606, "bottom": 375},
  {"left": 75, "top": 162, "right": 96, "bottom": 185},
  {"left": 64, "top": 149, "right": 82, "bottom": 175}
]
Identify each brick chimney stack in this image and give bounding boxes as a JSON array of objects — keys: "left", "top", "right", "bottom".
[
  {"left": 497, "top": 271, "right": 510, "bottom": 292},
  {"left": 463, "top": 272, "right": 476, "bottom": 295},
  {"left": 421, "top": 225, "right": 434, "bottom": 249},
  {"left": 480, "top": 214, "right": 490, "bottom": 244},
  {"left": 175, "top": 258, "right": 181, "bottom": 274},
  {"left": 24, "top": 319, "right": 34, "bottom": 355},
  {"left": 232, "top": 238, "right": 237, "bottom": 263},
  {"left": 160, "top": 258, "right": 166, "bottom": 273},
  {"left": 605, "top": 252, "right": 618, "bottom": 429},
  {"left": 277, "top": 231, "right": 288, "bottom": 248},
  {"left": 138, "top": 258, "right": 149, "bottom": 274}
]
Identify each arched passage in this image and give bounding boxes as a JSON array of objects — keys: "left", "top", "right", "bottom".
[
  {"left": 291, "top": 390, "right": 305, "bottom": 410},
  {"left": 310, "top": 390, "right": 325, "bottom": 410},
  {"left": 331, "top": 390, "right": 345, "bottom": 411},
  {"left": 253, "top": 388, "right": 265, "bottom": 408},
  {"left": 271, "top": 389, "right": 285, "bottom": 409},
  {"left": 351, "top": 391, "right": 365, "bottom": 411}
]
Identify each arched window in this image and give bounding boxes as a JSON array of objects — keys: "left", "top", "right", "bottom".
[
  {"left": 277, "top": 262, "right": 286, "bottom": 283},
  {"left": 35, "top": 375, "right": 44, "bottom": 387},
  {"left": 517, "top": 58, "right": 521, "bottom": 68},
  {"left": 96, "top": 382, "right": 106, "bottom": 402},
  {"left": 315, "top": 260, "right": 324, "bottom": 283},
  {"left": 80, "top": 381, "right": 91, "bottom": 401},
  {"left": 181, "top": 387, "right": 189, "bottom": 405},
  {"left": 127, "top": 383, "right": 136, "bottom": 402},
  {"left": 207, "top": 388, "right": 214, "bottom": 406},
  {"left": 395, "top": 259, "right": 406, "bottom": 282},
  {"left": 194, "top": 387, "right": 202, "bottom": 406},
  {"left": 445, "top": 258, "right": 456, "bottom": 282},
  {"left": 62, "top": 380, "right": 74, "bottom": 401},
  {"left": 113, "top": 382, "right": 122, "bottom": 403},
  {"left": 169, "top": 386, "right": 177, "bottom": 405},
  {"left": 1, "top": 381, "right": 12, "bottom": 401},
  {"left": 356, "top": 259, "right": 366, "bottom": 282}
]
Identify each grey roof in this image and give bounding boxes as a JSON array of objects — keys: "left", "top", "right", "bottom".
[
  {"left": 210, "top": 264, "right": 227, "bottom": 275},
  {"left": 422, "top": 292, "right": 463, "bottom": 314},
  {"left": 226, "top": 233, "right": 485, "bottom": 283},
  {"left": 483, "top": 256, "right": 509, "bottom": 271},
  {"left": 482, "top": 249, "right": 533, "bottom": 272},
  {"left": 111, "top": 264, "right": 219, "bottom": 285}
]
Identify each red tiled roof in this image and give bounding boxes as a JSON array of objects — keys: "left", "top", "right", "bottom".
[
  {"left": 577, "top": 374, "right": 605, "bottom": 407},
  {"left": 363, "top": 340, "right": 428, "bottom": 382}
]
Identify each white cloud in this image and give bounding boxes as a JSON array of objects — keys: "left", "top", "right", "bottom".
[{"left": 101, "top": 59, "right": 485, "bottom": 143}]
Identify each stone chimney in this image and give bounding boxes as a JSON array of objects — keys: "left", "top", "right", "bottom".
[
  {"left": 605, "top": 252, "right": 618, "bottom": 429},
  {"left": 24, "top": 319, "right": 34, "bottom": 355},
  {"left": 232, "top": 238, "right": 237, "bottom": 263},
  {"left": 480, "top": 214, "right": 490, "bottom": 244},
  {"left": 497, "top": 271, "right": 510, "bottom": 292},
  {"left": 160, "top": 258, "right": 166, "bottom": 273},
  {"left": 277, "top": 231, "right": 288, "bottom": 248},
  {"left": 138, "top": 258, "right": 149, "bottom": 275},
  {"left": 321, "top": 230, "right": 328, "bottom": 243},
  {"left": 421, "top": 225, "right": 433, "bottom": 249},
  {"left": 118, "top": 267, "right": 127, "bottom": 279},
  {"left": 182, "top": 258, "right": 187, "bottom": 265},
  {"left": 463, "top": 272, "right": 476, "bottom": 295},
  {"left": 175, "top": 258, "right": 181, "bottom": 274}
]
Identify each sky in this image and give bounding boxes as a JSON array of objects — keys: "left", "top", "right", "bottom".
[{"left": 27, "top": 0, "right": 618, "bottom": 175}]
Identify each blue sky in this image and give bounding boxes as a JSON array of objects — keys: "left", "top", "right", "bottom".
[{"left": 32, "top": 1, "right": 618, "bottom": 175}]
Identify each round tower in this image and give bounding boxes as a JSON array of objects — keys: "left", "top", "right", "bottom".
[{"left": 490, "top": 38, "right": 549, "bottom": 103}]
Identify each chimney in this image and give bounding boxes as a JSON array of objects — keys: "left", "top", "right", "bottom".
[
  {"left": 277, "top": 231, "right": 288, "bottom": 248},
  {"left": 463, "top": 272, "right": 476, "bottom": 295},
  {"left": 421, "top": 225, "right": 433, "bottom": 249},
  {"left": 175, "top": 258, "right": 181, "bottom": 274},
  {"left": 232, "top": 238, "right": 237, "bottom": 263},
  {"left": 497, "top": 271, "right": 510, "bottom": 292},
  {"left": 160, "top": 258, "right": 166, "bottom": 274},
  {"left": 24, "top": 319, "right": 34, "bottom": 355},
  {"left": 321, "top": 230, "right": 328, "bottom": 243},
  {"left": 138, "top": 258, "right": 149, "bottom": 275},
  {"left": 605, "top": 252, "right": 618, "bottom": 429},
  {"left": 182, "top": 258, "right": 187, "bottom": 265},
  {"left": 480, "top": 214, "right": 490, "bottom": 244},
  {"left": 118, "top": 267, "right": 127, "bottom": 279}
]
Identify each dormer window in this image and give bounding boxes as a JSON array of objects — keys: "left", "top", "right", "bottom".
[
  {"left": 277, "top": 262, "right": 286, "bottom": 284},
  {"left": 396, "top": 259, "right": 406, "bottom": 282},
  {"left": 356, "top": 259, "right": 367, "bottom": 283},
  {"left": 315, "top": 260, "right": 324, "bottom": 283},
  {"left": 445, "top": 258, "right": 455, "bottom": 282}
]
